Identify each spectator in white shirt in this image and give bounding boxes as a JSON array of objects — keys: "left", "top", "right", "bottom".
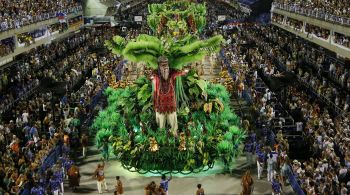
[{"left": 22, "top": 110, "right": 29, "bottom": 124}]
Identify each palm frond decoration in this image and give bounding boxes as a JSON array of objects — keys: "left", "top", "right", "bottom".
[
  {"left": 217, "top": 140, "right": 233, "bottom": 154},
  {"left": 106, "top": 34, "right": 223, "bottom": 71},
  {"left": 105, "top": 36, "right": 126, "bottom": 55}
]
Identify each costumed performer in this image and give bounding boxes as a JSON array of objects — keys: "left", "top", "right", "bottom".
[{"left": 151, "top": 56, "right": 188, "bottom": 137}]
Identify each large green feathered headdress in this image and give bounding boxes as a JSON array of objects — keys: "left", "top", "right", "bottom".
[{"left": 105, "top": 34, "right": 223, "bottom": 70}]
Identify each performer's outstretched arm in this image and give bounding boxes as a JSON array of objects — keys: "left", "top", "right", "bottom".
[{"left": 173, "top": 69, "right": 189, "bottom": 78}]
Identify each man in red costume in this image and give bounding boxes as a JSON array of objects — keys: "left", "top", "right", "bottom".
[{"left": 151, "top": 56, "right": 188, "bottom": 136}]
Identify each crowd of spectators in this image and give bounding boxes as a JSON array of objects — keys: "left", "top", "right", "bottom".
[
  {"left": 219, "top": 29, "right": 292, "bottom": 195},
  {"left": 17, "top": 32, "right": 35, "bottom": 46},
  {"left": 116, "top": 0, "right": 247, "bottom": 31},
  {"left": 231, "top": 24, "right": 350, "bottom": 194},
  {"left": 301, "top": 47, "right": 349, "bottom": 92},
  {"left": 272, "top": 12, "right": 350, "bottom": 49},
  {"left": 0, "top": 37, "right": 15, "bottom": 57},
  {"left": 0, "top": 0, "right": 82, "bottom": 32},
  {"left": 285, "top": 18, "right": 303, "bottom": 31},
  {"left": 205, "top": 21, "right": 350, "bottom": 194},
  {"left": 0, "top": 21, "right": 76, "bottom": 58},
  {"left": 305, "top": 24, "right": 330, "bottom": 40},
  {"left": 271, "top": 13, "right": 284, "bottom": 24},
  {"left": 334, "top": 32, "right": 350, "bottom": 49},
  {"left": 273, "top": 0, "right": 350, "bottom": 19},
  {"left": 205, "top": 0, "right": 248, "bottom": 26},
  {"left": 0, "top": 25, "right": 122, "bottom": 194},
  {"left": 272, "top": 14, "right": 303, "bottom": 32},
  {"left": 49, "top": 23, "right": 68, "bottom": 34},
  {"left": 0, "top": 27, "right": 117, "bottom": 118},
  {"left": 68, "top": 15, "right": 83, "bottom": 27},
  {"left": 248, "top": 25, "right": 349, "bottom": 113}
]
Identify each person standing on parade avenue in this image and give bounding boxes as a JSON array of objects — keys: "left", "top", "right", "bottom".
[
  {"left": 256, "top": 141, "right": 265, "bottom": 180},
  {"left": 53, "top": 165, "right": 64, "bottom": 195},
  {"left": 271, "top": 175, "right": 282, "bottom": 195},
  {"left": 94, "top": 160, "right": 108, "bottom": 194},
  {"left": 101, "top": 137, "right": 110, "bottom": 161},
  {"left": 145, "top": 181, "right": 157, "bottom": 195},
  {"left": 267, "top": 153, "right": 275, "bottom": 182},
  {"left": 30, "top": 182, "right": 45, "bottom": 195},
  {"left": 244, "top": 140, "right": 254, "bottom": 167},
  {"left": 241, "top": 170, "right": 254, "bottom": 195},
  {"left": 244, "top": 130, "right": 256, "bottom": 168},
  {"left": 68, "top": 164, "right": 81, "bottom": 191},
  {"left": 257, "top": 153, "right": 265, "bottom": 180},
  {"left": 49, "top": 174, "right": 61, "bottom": 195},
  {"left": 196, "top": 184, "right": 205, "bottom": 195},
  {"left": 160, "top": 174, "right": 172, "bottom": 195},
  {"left": 114, "top": 176, "right": 123, "bottom": 195},
  {"left": 81, "top": 133, "right": 88, "bottom": 158}
]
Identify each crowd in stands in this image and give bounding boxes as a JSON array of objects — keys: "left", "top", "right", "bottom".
[
  {"left": 0, "top": 21, "right": 74, "bottom": 58},
  {"left": 0, "top": 0, "right": 82, "bottom": 32},
  {"left": 300, "top": 47, "right": 349, "bottom": 93},
  {"left": 17, "top": 33, "right": 35, "bottom": 46},
  {"left": 273, "top": 0, "right": 350, "bottom": 18},
  {"left": 250, "top": 25, "right": 349, "bottom": 113},
  {"left": 0, "top": 27, "right": 117, "bottom": 117},
  {"left": 271, "top": 13, "right": 284, "bottom": 24},
  {"left": 286, "top": 18, "right": 303, "bottom": 31},
  {"left": 116, "top": 0, "right": 164, "bottom": 22},
  {"left": 305, "top": 24, "right": 330, "bottom": 40},
  {"left": 272, "top": 12, "right": 350, "bottom": 49},
  {"left": 0, "top": 25, "right": 122, "bottom": 194},
  {"left": 49, "top": 23, "right": 68, "bottom": 34},
  {"left": 219, "top": 29, "right": 290, "bottom": 194},
  {"left": 204, "top": 0, "right": 247, "bottom": 26},
  {"left": 226, "top": 24, "right": 350, "bottom": 194},
  {"left": 0, "top": 37, "right": 15, "bottom": 57},
  {"left": 334, "top": 33, "right": 350, "bottom": 49},
  {"left": 68, "top": 16, "right": 83, "bottom": 27}
]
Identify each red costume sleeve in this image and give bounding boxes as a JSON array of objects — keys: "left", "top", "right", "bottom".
[{"left": 171, "top": 70, "right": 186, "bottom": 81}]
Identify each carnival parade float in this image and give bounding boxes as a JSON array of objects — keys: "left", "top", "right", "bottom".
[{"left": 92, "top": 0, "right": 246, "bottom": 174}]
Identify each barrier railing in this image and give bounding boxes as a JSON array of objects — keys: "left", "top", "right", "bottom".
[
  {"left": 39, "top": 142, "right": 63, "bottom": 175},
  {"left": 18, "top": 142, "right": 63, "bottom": 195},
  {"left": 286, "top": 166, "right": 305, "bottom": 195},
  {"left": 81, "top": 82, "right": 109, "bottom": 127},
  {"left": 272, "top": 3, "right": 350, "bottom": 26}
]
